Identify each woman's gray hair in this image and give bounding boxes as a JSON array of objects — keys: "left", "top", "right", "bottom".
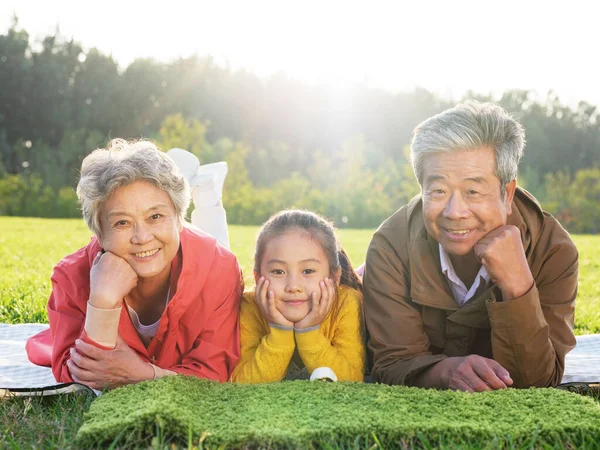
[
  {"left": 410, "top": 101, "right": 526, "bottom": 194},
  {"left": 76, "top": 138, "right": 190, "bottom": 238}
]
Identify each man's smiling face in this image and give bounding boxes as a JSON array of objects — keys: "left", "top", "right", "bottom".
[{"left": 421, "top": 146, "right": 516, "bottom": 257}]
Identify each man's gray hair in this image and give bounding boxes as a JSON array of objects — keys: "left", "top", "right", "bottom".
[
  {"left": 76, "top": 138, "right": 191, "bottom": 238},
  {"left": 410, "top": 101, "right": 526, "bottom": 192}
]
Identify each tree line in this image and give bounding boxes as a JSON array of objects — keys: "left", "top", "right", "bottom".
[{"left": 1, "top": 20, "right": 599, "bottom": 232}]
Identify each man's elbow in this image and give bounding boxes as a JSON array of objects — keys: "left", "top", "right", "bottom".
[
  {"left": 371, "top": 360, "right": 407, "bottom": 386},
  {"left": 514, "top": 362, "right": 564, "bottom": 388}
]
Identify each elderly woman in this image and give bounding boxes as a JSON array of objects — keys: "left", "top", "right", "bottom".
[{"left": 27, "top": 139, "right": 242, "bottom": 389}]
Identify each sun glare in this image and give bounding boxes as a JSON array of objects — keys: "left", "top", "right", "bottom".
[{"left": 1, "top": 0, "right": 598, "bottom": 106}]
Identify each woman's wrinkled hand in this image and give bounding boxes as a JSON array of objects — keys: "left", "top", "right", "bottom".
[
  {"left": 89, "top": 251, "right": 138, "bottom": 309},
  {"left": 66, "top": 335, "right": 154, "bottom": 390}
]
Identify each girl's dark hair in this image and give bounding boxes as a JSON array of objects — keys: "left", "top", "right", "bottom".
[{"left": 254, "top": 210, "right": 362, "bottom": 291}]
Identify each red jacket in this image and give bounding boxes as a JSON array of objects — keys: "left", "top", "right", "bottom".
[{"left": 27, "top": 226, "right": 242, "bottom": 383}]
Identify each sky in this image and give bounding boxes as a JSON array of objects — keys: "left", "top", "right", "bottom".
[{"left": 1, "top": 0, "right": 599, "bottom": 108}]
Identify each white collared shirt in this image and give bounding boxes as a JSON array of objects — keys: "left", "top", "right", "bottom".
[{"left": 439, "top": 244, "right": 490, "bottom": 307}]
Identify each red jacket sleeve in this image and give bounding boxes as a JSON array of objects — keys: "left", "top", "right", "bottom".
[
  {"left": 47, "top": 260, "right": 112, "bottom": 382},
  {"left": 47, "top": 267, "right": 87, "bottom": 383}
]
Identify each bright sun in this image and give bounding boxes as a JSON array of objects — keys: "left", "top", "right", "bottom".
[{"left": 1, "top": 0, "right": 598, "bottom": 107}]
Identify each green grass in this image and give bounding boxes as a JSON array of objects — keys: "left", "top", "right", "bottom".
[
  {"left": 573, "top": 235, "right": 600, "bottom": 335},
  {"left": 1, "top": 392, "right": 93, "bottom": 449},
  {"left": 77, "top": 377, "right": 600, "bottom": 449},
  {"left": 1, "top": 216, "right": 599, "bottom": 449},
  {"left": 0, "top": 216, "right": 597, "bottom": 333},
  {"left": 0, "top": 217, "right": 376, "bottom": 325}
]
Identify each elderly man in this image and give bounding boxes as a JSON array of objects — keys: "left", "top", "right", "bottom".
[{"left": 363, "top": 101, "right": 577, "bottom": 391}]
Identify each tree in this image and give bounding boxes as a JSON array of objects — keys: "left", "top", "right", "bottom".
[
  {"left": 157, "top": 114, "right": 213, "bottom": 162},
  {"left": 0, "top": 19, "right": 31, "bottom": 172},
  {"left": 70, "top": 48, "right": 121, "bottom": 137}
]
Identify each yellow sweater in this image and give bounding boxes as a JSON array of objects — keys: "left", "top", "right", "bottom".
[{"left": 231, "top": 285, "right": 365, "bottom": 383}]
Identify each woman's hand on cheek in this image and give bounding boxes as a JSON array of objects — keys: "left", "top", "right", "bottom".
[
  {"left": 255, "top": 277, "right": 293, "bottom": 328},
  {"left": 294, "top": 277, "right": 336, "bottom": 330},
  {"left": 89, "top": 251, "right": 138, "bottom": 309},
  {"left": 66, "top": 335, "right": 154, "bottom": 390}
]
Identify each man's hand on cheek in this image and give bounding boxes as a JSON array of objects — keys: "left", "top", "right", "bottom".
[{"left": 474, "top": 225, "right": 534, "bottom": 301}]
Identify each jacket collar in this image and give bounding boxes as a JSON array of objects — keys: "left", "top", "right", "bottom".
[
  {"left": 86, "top": 225, "right": 219, "bottom": 355},
  {"left": 87, "top": 225, "right": 217, "bottom": 321},
  {"left": 149, "top": 225, "right": 218, "bottom": 350},
  {"left": 167, "top": 225, "right": 217, "bottom": 319}
]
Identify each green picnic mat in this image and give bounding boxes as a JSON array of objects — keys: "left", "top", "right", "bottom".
[{"left": 77, "top": 376, "right": 600, "bottom": 449}]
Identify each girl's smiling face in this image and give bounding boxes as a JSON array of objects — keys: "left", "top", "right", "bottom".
[{"left": 256, "top": 230, "right": 337, "bottom": 323}]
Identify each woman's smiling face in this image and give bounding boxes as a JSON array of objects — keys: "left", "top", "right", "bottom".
[{"left": 98, "top": 180, "right": 182, "bottom": 281}]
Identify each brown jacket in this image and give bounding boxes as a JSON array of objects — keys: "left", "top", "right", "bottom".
[{"left": 363, "top": 188, "right": 578, "bottom": 388}]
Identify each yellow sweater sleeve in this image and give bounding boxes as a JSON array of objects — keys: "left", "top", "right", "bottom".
[
  {"left": 295, "top": 286, "right": 365, "bottom": 382},
  {"left": 230, "top": 291, "right": 295, "bottom": 384}
]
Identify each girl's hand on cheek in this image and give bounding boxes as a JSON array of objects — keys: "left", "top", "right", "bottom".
[
  {"left": 294, "top": 277, "right": 336, "bottom": 330},
  {"left": 255, "top": 277, "right": 293, "bottom": 328}
]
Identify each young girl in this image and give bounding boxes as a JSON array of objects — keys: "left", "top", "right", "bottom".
[{"left": 231, "top": 210, "right": 365, "bottom": 383}]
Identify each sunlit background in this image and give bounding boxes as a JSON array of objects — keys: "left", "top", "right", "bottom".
[
  {"left": 2, "top": 0, "right": 598, "bottom": 106},
  {"left": 2, "top": 5, "right": 600, "bottom": 447},
  {"left": 1, "top": 0, "right": 599, "bottom": 232}
]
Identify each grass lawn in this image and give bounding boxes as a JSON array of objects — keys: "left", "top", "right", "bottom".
[
  {"left": 76, "top": 377, "right": 600, "bottom": 449},
  {"left": 1, "top": 216, "right": 598, "bottom": 449},
  {"left": 1, "top": 216, "right": 597, "bottom": 333}
]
